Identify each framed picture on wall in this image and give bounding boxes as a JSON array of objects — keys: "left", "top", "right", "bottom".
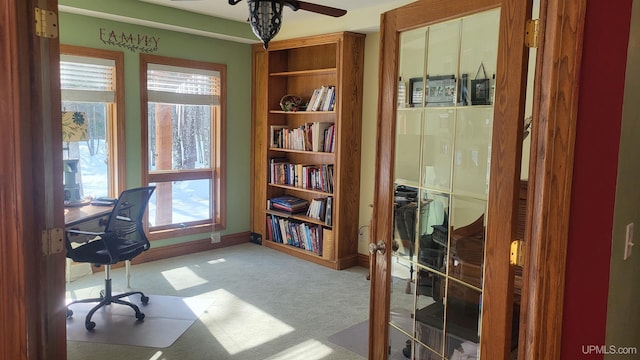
[
  {"left": 426, "top": 75, "right": 456, "bottom": 106},
  {"left": 409, "top": 77, "right": 424, "bottom": 107}
]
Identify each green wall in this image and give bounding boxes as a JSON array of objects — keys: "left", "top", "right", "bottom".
[
  {"left": 59, "top": 0, "right": 255, "bottom": 41},
  {"left": 59, "top": 10, "right": 253, "bottom": 245}
]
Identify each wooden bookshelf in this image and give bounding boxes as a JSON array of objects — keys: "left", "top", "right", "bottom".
[{"left": 251, "top": 32, "right": 365, "bottom": 270}]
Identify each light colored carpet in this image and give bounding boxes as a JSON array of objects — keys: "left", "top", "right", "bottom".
[
  {"left": 66, "top": 243, "right": 370, "bottom": 360},
  {"left": 66, "top": 295, "right": 214, "bottom": 348}
]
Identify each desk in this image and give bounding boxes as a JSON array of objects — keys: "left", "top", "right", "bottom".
[{"left": 65, "top": 204, "right": 112, "bottom": 228}]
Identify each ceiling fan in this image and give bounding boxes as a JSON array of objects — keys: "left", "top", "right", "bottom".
[
  {"left": 229, "top": 0, "right": 347, "bottom": 18},
  {"left": 228, "top": 1, "right": 347, "bottom": 48}
]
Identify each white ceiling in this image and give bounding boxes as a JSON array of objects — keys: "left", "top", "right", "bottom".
[{"left": 139, "top": 0, "right": 404, "bottom": 23}]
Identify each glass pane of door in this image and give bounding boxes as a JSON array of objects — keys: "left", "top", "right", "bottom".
[{"left": 390, "top": 8, "right": 501, "bottom": 359}]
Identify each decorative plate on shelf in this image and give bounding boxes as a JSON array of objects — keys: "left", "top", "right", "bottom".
[{"left": 279, "top": 95, "right": 303, "bottom": 112}]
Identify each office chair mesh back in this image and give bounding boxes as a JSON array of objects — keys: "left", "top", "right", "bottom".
[{"left": 101, "top": 187, "right": 155, "bottom": 262}]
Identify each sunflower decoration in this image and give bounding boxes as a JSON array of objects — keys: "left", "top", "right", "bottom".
[{"left": 62, "top": 111, "right": 89, "bottom": 142}]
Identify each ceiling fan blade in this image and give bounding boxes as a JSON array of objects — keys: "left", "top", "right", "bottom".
[{"left": 285, "top": 1, "right": 347, "bottom": 17}]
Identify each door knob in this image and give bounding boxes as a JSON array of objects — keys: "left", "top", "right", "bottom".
[{"left": 369, "top": 240, "right": 386, "bottom": 255}]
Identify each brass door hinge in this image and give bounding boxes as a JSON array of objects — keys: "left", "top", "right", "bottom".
[
  {"left": 42, "top": 228, "right": 64, "bottom": 256},
  {"left": 510, "top": 240, "right": 525, "bottom": 266},
  {"left": 525, "top": 19, "right": 540, "bottom": 48},
  {"left": 35, "top": 8, "right": 58, "bottom": 39}
]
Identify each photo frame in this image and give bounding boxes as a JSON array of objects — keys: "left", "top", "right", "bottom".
[
  {"left": 409, "top": 77, "right": 424, "bottom": 107},
  {"left": 426, "top": 75, "right": 456, "bottom": 106},
  {"left": 471, "top": 62, "right": 491, "bottom": 105}
]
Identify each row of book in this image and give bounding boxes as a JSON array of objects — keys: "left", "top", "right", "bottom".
[
  {"left": 306, "top": 196, "right": 333, "bottom": 226},
  {"left": 269, "top": 159, "right": 334, "bottom": 193},
  {"left": 266, "top": 214, "right": 326, "bottom": 255},
  {"left": 270, "top": 122, "right": 335, "bottom": 153},
  {"left": 306, "top": 85, "right": 336, "bottom": 112}
]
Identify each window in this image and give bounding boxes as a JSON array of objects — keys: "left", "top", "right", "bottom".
[
  {"left": 60, "top": 45, "right": 125, "bottom": 198},
  {"left": 141, "top": 55, "right": 226, "bottom": 239}
]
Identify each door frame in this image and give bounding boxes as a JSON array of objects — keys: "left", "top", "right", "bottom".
[
  {"left": 368, "top": 0, "right": 587, "bottom": 358},
  {"left": 0, "top": 0, "right": 66, "bottom": 359},
  {"left": 517, "top": 0, "right": 587, "bottom": 358}
]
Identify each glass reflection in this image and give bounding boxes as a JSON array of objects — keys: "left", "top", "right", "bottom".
[
  {"left": 426, "top": 20, "right": 461, "bottom": 81},
  {"left": 390, "top": 255, "right": 416, "bottom": 335},
  {"left": 452, "top": 107, "right": 493, "bottom": 198},
  {"left": 445, "top": 281, "right": 482, "bottom": 359},
  {"left": 414, "top": 273, "right": 445, "bottom": 358},
  {"left": 396, "top": 110, "right": 423, "bottom": 185},
  {"left": 448, "top": 196, "right": 486, "bottom": 289},
  {"left": 416, "top": 190, "right": 449, "bottom": 274},
  {"left": 422, "top": 109, "right": 454, "bottom": 192}
]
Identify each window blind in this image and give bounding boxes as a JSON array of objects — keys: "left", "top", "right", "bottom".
[
  {"left": 147, "top": 63, "right": 220, "bottom": 106},
  {"left": 60, "top": 55, "right": 115, "bottom": 103}
]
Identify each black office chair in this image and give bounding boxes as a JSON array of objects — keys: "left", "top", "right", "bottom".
[{"left": 65, "top": 186, "right": 156, "bottom": 330}]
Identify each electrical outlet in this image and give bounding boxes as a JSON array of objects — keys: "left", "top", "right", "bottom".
[
  {"left": 624, "top": 222, "right": 634, "bottom": 260},
  {"left": 211, "top": 232, "right": 221, "bottom": 244}
]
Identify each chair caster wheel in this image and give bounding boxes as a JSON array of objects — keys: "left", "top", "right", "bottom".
[
  {"left": 85, "top": 321, "right": 96, "bottom": 331},
  {"left": 136, "top": 312, "right": 145, "bottom": 321},
  {"left": 66, "top": 309, "right": 73, "bottom": 318},
  {"left": 141, "top": 295, "right": 149, "bottom": 304},
  {"left": 402, "top": 339, "right": 411, "bottom": 358}
]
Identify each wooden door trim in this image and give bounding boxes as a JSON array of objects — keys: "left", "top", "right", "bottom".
[
  {"left": 481, "top": 0, "right": 531, "bottom": 357},
  {"left": 518, "top": 0, "right": 587, "bottom": 359},
  {"left": 0, "top": 0, "right": 65, "bottom": 359}
]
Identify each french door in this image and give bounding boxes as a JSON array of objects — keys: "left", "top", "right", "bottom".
[
  {"left": 369, "top": 0, "right": 533, "bottom": 359},
  {"left": 0, "top": 0, "right": 67, "bottom": 359}
]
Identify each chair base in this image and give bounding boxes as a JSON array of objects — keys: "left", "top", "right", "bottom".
[{"left": 67, "top": 277, "right": 149, "bottom": 330}]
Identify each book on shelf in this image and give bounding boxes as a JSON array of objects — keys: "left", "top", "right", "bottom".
[
  {"left": 271, "top": 122, "right": 334, "bottom": 153},
  {"left": 306, "top": 85, "right": 336, "bottom": 112},
  {"left": 325, "top": 196, "right": 333, "bottom": 226},
  {"left": 270, "top": 125, "right": 288, "bottom": 148},
  {"left": 269, "top": 157, "right": 289, "bottom": 184},
  {"left": 311, "top": 122, "right": 333, "bottom": 152},
  {"left": 269, "top": 158, "right": 334, "bottom": 192},
  {"left": 322, "top": 228, "right": 334, "bottom": 260},
  {"left": 269, "top": 195, "right": 309, "bottom": 214},
  {"left": 306, "top": 197, "right": 327, "bottom": 221},
  {"left": 324, "top": 124, "right": 335, "bottom": 153},
  {"left": 266, "top": 213, "right": 325, "bottom": 255}
]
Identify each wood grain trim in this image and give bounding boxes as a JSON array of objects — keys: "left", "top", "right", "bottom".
[
  {"left": 0, "top": 2, "right": 31, "bottom": 358},
  {"left": 481, "top": 0, "right": 531, "bottom": 358},
  {"left": 518, "top": 0, "right": 587, "bottom": 359},
  {"left": 369, "top": 9, "right": 394, "bottom": 359},
  {"left": 1, "top": 1, "right": 67, "bottom": 358},
  {"left": 250, "top": 45, "right": 269, "bottom": 237}
]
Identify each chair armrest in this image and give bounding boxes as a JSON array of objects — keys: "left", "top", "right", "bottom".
[
  {"left": 66, "top": 229, "right": 105, "bottom": 246},
  {"left": 66, "top": 229, "right": 105, "bottom": 236}
]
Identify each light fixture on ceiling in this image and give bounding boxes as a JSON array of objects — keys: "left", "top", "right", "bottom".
[
  {"left": 228, "top": 0, "right": 347, "bottom": 49},
  {"left": 247, "top": 0, "right": 283, "bottom": 49}
]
